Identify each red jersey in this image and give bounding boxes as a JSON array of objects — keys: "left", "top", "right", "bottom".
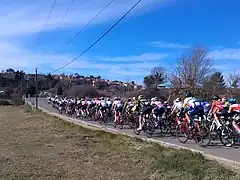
[
  {"left": 211, "top": 101, "right": 224, "bottom": 113},
  {"left": 229, "top": 104, "right": 240, "bottom": 113}
]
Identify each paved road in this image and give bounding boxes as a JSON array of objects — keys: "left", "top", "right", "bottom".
[{"left": 29, "top": 98, "right": 240, "bottom": 164}]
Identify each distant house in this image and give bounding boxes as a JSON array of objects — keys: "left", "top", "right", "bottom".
[
  {"left": 92, "top": 80, "right": 108, "bottom": 89},
  {"left": 3, "top": 72, "right": 15, "bottom": 80},
  {"left": 134, "top": 85, "right": 143, "bottom": 90},
  {"left": 237, "top": 79, "right": 240, "bottom": 88},
  {"left": 157, "top": 82, "right": 171, "bottom": 89}
]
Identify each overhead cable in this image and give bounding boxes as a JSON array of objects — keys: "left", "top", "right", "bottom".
[{"left": 50, "top": 0, "right": 142, "bottom": 73}]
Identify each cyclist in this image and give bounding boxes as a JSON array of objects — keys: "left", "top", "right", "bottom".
[
  {"left": 151, "top": 97, "right": 166, "bottom": 121},
  {"left": 112, "top": 97, "right": 123, "bottom": 123},
  {"left": 182, "top": 92, "right": 204, "bottom": 128},
  {"left": 228, "top": 98, "right": 240, "bottom": 134},
  {"left": 170, "top": 97, "right": 183, "bottom": 116},
  {"left": 136, "top": 95, "right": 152, "bottom": 131}
]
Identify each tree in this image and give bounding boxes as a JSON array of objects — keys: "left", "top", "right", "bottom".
[
  {"left": 203, "top": 72, "right": 226, "bottom": 94},
  {"left": 226, "top": 71, "right": 240, "bottom": 96},
  {"left": 168, "top": 47, "right": 212, "bottom": 93},
  {"left": 151, "top": 67, "right": 166, "bottom": 85},
  {"left": 144, "top": 66, "right": 165, "bottom": 88},
  {"left": 56, "top": 86, "right": 63, "bottom": 95},
  {"left": 143, "top": 75, "right": 155, "bottom": 87},
  {"left": 6, "top": 68, "right": 15, "bottom": 73},
  {"left": 227, "top": 71, "right": 240, "bottom": 88},
  {"left": 46, "top": 73, "right": 53, "bottom": 89}
]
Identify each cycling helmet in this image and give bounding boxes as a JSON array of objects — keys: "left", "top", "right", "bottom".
[
  {"left": 151, "top": 98, "right": 155, "bottom": 101},
  {"left": 212, "top": 95, "right": 219, "bottom": 100},
  {"left": 229, "top": 98, "right": 237, "bottom": 104},
  {"left": 185, "top": 92, "right": 192, "bottom": 98},
  {"left": 132, "top": 97, "right": 136, "bottom": 101},
  {"left": 175, "top": 97, "right": 181, "bottom": 102},
  {"left": 138, "top": 95, "right": 143, "bottom": 100},
  {"left": 107, "top": 98, "right": 110, "bottom": 101},
  {"left": 128, "top": 98, "right": 131, "bottom": 101},
  {"left": 222, "top": 97, "right": 227, "bottom": 102}
]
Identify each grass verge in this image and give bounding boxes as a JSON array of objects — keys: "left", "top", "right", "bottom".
[{"left": 0, "top": 106, "right": 239, "bottom": 180}]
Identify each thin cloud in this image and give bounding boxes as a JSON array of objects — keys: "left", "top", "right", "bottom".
[
  {"left": 0, "top": 0, "right": 173, "bottom": 80},
  {"left": 0, "top": 0, "right": 171, "bottom": 37},
  {"left": 98, "top": 53, "right": 168, "bottom": 62},
  {"left": 0, "top": 41, "right": 160, "bottom": 77},
  {"left": 208, "top": 48, "right": 240, "bottom": 60},
  {"left": 150, "top": 41, "right": 189, "bottom": 49}
]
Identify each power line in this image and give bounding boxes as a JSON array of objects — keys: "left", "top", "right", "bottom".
[
  {"left": 50, "top": 0, "right": 142, "bottom": 74},
  {"left": 66, "top": 0, "right": 115, "bottom": 44},
  {"left": 34, "top": 0, "right": 57, "bottom": 50},
  {"left": 54, "top": 0, "right": 75, "bottom": 34}
]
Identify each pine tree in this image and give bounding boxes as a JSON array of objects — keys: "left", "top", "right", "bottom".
[{"left": 203, "top": 72, "right": 226, "bottom": 93}]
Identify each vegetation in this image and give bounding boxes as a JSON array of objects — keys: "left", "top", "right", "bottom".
[
  {"left": 0, "top": 106, "right": 239, "bottom": 180},
  {"left": 1, "top": 47, "right": 240, "bottom": 100}
]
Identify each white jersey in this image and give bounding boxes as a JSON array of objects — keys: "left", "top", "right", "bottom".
[
  {"left": 174, "top": 101, "right": 183, "bottom": 110},
  {"left": 113, "top": 100, "right": 119, "bottom": 107},
  {"left": 87, "top": 100, "right": 92, "bottom": 105},
  {"left": 101, "top": 100, "right": 107, "bottom": 107},
  {"left": 106, "top": 100, "right": 112, "bottom": 106},
  {"left": 113, "top": 100, "right": 123, "bottom": 108}
]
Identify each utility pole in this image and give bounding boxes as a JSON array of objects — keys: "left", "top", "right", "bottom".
[
  {"left": 35, "top": 68, "right": 38, "bottom": 109},
  {"left": 0, "top": 70, "right": 3, "bottom": 87},
  {"left": 20, "top": 72, "right": 23, "bottom": 96}
]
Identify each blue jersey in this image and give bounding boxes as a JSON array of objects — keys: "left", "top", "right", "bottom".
[{"left": 202, "top": 101, "right": 211, "bottom": 113}]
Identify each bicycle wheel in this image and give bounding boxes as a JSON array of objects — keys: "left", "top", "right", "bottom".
[
  {"left": 134, "top": 121, "right": 141, "bottom": 135},
  {"left": 219, "top": 125, "right": 236, "bottom": 147},
  {"left": 176, "top": 123, "right": 189, "bottom": 143},
  {"left": 143, "top": 119, "right": 156, "bottom": 138},
  {"left": 194, "top": 125, "right": 211, "bottom": 147},
  {"left": 160, "top": 118, "right": 170, "bottom": 134}
]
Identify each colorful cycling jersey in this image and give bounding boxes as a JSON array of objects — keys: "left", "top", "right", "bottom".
[
  {"left": 127, "top": 101, "right": 134, "bottom": 106},
  {"left": 183, "top": 97, "right": 200, "bottom": 108},
  {"left": 151, "top": 101, "right": 163, "bottom": 108},
  {"left": 95, "top": 100, "right": 101, "bottom": 106},
  {"left": 77, "top": 100, "right": 81, "bottom": 105},
  {"left": 202, "top": 101, "right": 211, "bottom": 113},
  {"left": 212, "top": 101, "right": 224, "bottom": 113},
  {"left": 81, "top": 100, "right": 87, "bottom": 106},
  {"left": 173, "top": 101, "right": 183, "bottom": 110},
  {"left": 106, "top": 100, "right": 112, "bottom": 107},
  {"left": 113, "top": 100, "right": 123, "bottom": 108},
  {"left": 229, "top": 104, "right": 240, "bottom": 113},
  {"left": 100, "top": 100, "right": 107, "bottom": 107},
  {"left": 87, "top": 100, "right": 92, "bottom": 105}
]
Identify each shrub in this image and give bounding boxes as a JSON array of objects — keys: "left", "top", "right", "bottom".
[
  {"left": 67, "top": 85, "right": 107, "bottom": 98},
  {"left": 0, "top": 100, "right": 10, "bottom": 106}
]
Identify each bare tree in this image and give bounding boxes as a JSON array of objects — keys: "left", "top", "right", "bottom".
[
  {"left": 226, "top": 71, "right": 240, "bottom": 95},
  {"left": 168, "top": 47, "right": 212, "bottom": 94},
  {"left": 151, "top": 66, "right": 166, "bottom": 84},
  {"left": 144, "top": 66, "right": 166, "bottom": 88}
]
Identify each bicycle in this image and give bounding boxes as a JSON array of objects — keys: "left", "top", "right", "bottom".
[{"left": 176, "top": 114, "right": 211, "bottom": 147}]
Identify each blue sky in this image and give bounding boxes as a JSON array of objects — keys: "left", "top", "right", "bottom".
[{"left": 1, "top": 0, "right": 240, "bottom": 84}]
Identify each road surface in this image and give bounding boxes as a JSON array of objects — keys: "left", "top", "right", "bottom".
[{"left": 29, "top": 98, "right": 240, "bottom": 165}]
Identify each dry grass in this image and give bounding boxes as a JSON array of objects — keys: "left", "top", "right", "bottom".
[{"left": 0, "top": 106, "right": 239, "bottom": 180}]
